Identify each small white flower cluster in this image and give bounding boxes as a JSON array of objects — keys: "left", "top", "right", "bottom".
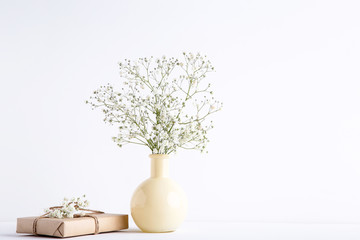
[
  {"left": 87, "top": 52, "right": 222, "bottom": 154},
  {"left": 44, "top": 195, "right": 89, "bottom": 218}
]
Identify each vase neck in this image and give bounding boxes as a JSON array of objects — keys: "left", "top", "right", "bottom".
[{"left": 150, "top": 154, "right": 169, "bottom": 178}]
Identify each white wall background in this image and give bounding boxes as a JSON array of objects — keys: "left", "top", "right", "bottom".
[{"left": 1, "top": 0, "right": 360, "bottom": 224}]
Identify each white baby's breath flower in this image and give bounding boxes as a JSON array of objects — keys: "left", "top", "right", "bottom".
[
  {"left": 45, "top": 195, "right": 90, "bottom": 219},
  {"left": 54, "top": 209, "right": 62, "bottom": 219},
  {"left": 67, "top": 204, "right": 76, "bottom": 212},
  {"left": 87, "top": 53, "right": 222, "bottom": 154},
  {"left": 77, "top": 199, "right": 84, "bottom": 206}
]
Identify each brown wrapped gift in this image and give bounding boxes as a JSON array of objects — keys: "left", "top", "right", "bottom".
[{"left": 16, "top": 213, "right": 128, "bottom": 238}]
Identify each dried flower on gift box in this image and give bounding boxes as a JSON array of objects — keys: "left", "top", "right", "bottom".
[
  {"left": 44, "top": 195, "right": 89, "bottom": 218},
  {"left": 87, "top": 52, "right": 222, "bottom": 154}
]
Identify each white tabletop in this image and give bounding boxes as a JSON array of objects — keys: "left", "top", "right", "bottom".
[{"left": 2, "top": 221, "right": 360, "bottom": 240}]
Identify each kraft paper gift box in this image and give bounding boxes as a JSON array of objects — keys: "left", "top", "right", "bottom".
[{"left": 16, "top": 213, "right": 128, "bottom": 238}]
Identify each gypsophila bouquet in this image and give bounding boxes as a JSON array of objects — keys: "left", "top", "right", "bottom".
[
  {"left": 44, "top": 195, "right": 89, "bottom": 218},
  {"left": 87, "top": 52, "right": 222, "bottom": 154}
]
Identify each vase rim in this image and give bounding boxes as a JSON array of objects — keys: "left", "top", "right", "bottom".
[{"left": 149, "top": 154, "right": 170, "bottom": 158}]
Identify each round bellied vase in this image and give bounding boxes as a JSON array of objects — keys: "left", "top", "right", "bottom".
[{"left": 130, "top": 154, "right": 187, "bottom": 233}]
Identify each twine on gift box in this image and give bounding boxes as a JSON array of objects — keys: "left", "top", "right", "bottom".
[{"left": 32, "top": 206, "right": 104, "bottom": 236}]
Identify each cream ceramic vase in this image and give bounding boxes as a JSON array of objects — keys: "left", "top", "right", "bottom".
[{"left": 130, "top": 154, "right": 187, "bottom": 233}]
